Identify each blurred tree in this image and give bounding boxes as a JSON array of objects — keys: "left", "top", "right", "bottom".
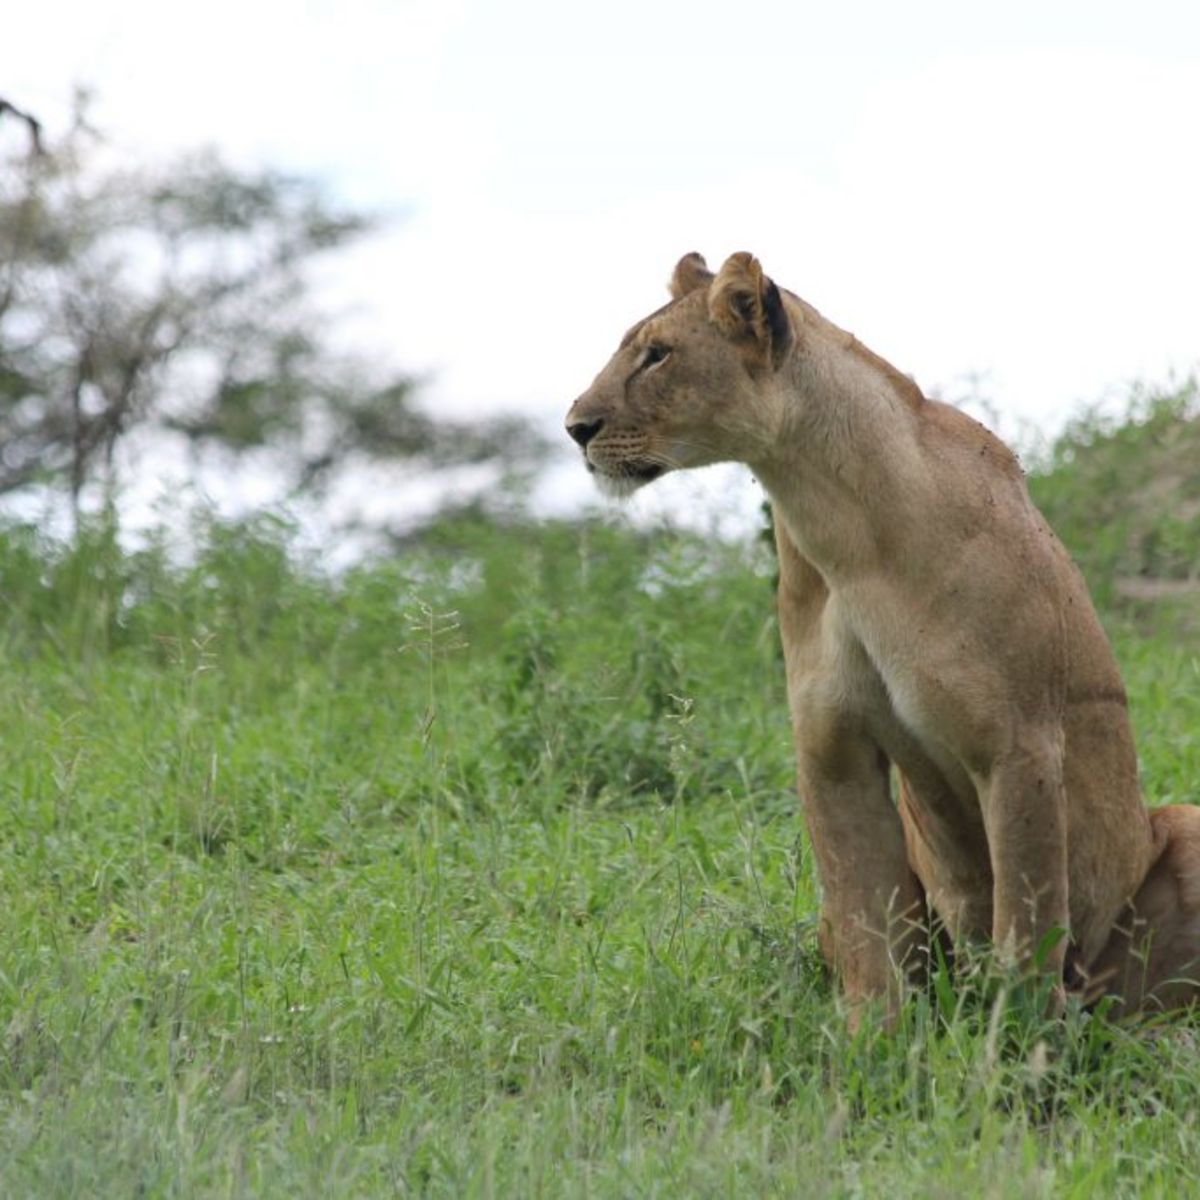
[
  {"left": 0, "top": 102, "right": 538, "bottom": 521},
  {"left": 0, "top": 96, "right": 44, "bottom": 155}
]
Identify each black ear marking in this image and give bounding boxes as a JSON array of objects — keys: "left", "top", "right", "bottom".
[{"left": 763, "top": 279, "right": 792, "bottom": 366}]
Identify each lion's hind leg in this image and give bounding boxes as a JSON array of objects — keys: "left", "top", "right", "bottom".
[{"left": 1088, "top": 805, "right": 1200, "bottom": 1016}]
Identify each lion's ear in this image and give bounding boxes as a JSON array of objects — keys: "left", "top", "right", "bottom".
[
  {"left": 668, "top": 252, "right": 713, "bottom": 300},
  {"left": 708, "top": 252, "right": 792, "bottom": 368}
]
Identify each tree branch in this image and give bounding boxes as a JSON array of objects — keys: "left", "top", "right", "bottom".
[{"left": 0, "top": 97, "right": 44, "bottom": 156}]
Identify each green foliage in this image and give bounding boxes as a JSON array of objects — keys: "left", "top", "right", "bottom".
[
  {"left": 0, "top": 504, "right": 1199, "bottom": 1194},
  {"left": 0, "top": 109, "right": 542, "bottom": 518},
  {"left": 1029, "top": 379, "right": 1200, "bottom": 604}
]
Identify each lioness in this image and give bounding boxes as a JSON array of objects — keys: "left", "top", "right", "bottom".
[{"left": 565, "top": 250, "right": 1200, "bottom": 1024}]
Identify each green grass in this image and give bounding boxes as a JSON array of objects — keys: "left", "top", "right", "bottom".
[{"left": 1, "top": 495, "right": 1199, "bottom": 1196}]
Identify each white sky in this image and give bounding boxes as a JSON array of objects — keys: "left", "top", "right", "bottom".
[{"left": 4, "top": 1, "right": 1199, "bottom": 530}]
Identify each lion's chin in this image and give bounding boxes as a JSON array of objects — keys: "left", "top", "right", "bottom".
[{"left": 590, "top": 462, "right": 666, "bottom": 499}]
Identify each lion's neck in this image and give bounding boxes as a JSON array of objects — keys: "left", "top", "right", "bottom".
[{"left": 751, "top": 311, "right": 928, "bottom": 580}]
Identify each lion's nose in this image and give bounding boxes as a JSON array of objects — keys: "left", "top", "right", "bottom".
[{"left": 567, "top": 417, "right": 604, "bottom": 448}]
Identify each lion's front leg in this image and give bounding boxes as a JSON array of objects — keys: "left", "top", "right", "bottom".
[
  {"left": 980, "top": 731, "right": 1070, "bottom": 995},
  {"left": 797, "top": 740, "right": 928, "bottom": 1029}
]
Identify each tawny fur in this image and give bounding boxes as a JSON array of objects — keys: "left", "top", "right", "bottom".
[{"left": 565, "top": 251, "right": 1200, "bottom": 1025}]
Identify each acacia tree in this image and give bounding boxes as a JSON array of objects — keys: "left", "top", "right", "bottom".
[
  {"left": 0, "top": 96, "right": 43, "bottom": 155},
  {"left": 0, "top": 109, "right": 536, "bottom": 522}
]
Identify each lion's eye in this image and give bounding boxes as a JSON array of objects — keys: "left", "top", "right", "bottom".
[{"left": 643, "top": 344, "right": 671, "bottom": 368}]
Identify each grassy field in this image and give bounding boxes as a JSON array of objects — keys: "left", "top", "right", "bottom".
[{"left": 1, "top": 395, "right": 1199, "bottom": 1196}]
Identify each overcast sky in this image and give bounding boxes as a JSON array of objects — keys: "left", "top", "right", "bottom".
[{"left": 4, "top": 1, "right": 1199, "bottom": 528}]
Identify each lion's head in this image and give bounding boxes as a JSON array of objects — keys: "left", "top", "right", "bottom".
[{"left": 564, "top": 252, "right": 793, "bottom": 497}]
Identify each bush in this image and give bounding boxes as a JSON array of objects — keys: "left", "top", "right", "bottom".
[{"left": 1028, "top": 379, "right": 1200, "bottom": 601}]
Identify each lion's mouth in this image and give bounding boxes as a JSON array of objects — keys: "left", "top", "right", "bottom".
[
  {"left": 586, "top": 460, "right": 664, "bottom": 482},
  {"left": 584, "top": 456, "right": 666, "bottom": 497}
]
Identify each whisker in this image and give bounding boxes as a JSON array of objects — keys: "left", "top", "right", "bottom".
[
  {"left": 666, "top": 437, "right": 722, "bottom": 455},
  {"left": 642, "top": 438, "right": 724, "bottom": 468}
]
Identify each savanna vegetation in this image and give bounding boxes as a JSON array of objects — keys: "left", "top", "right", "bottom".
[
  {"left": 0, "top": 381, "right": 1198, "bottom": 1196},
  {"left": 0, "top": 100, "right": 540, "bottom": 527}
]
